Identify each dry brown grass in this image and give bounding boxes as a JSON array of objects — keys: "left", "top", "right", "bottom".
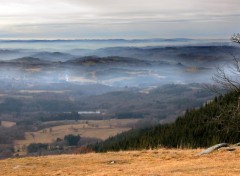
[
  {"left": 0, "top": 121, "right": 16, "bottom": 128},
  {"left": 24, "top": 68, "right": 42, "bottom": 72},
  {"left": 1, "top": 148, "right": 240, "bottom": 176},
  {"left": 185, "top": 67, "right": 200, "bottom": 73}
]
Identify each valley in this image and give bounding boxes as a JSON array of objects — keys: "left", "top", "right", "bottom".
[
  {"left": 0, "top": 40, "right": 239, "bottom": 158},
  {"left": 1, "top": 1, "right": 240, "bottom": 175}
]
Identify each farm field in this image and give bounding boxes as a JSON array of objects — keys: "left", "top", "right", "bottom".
[
  {"left": 14, "top": 119, "right": 140, "bottom": 154},
  {"left": 1, "top": 148, "right": 240, "bottom": 176},
  {"left": 0, "top": 121, "right": 16, "bottom": 128}
]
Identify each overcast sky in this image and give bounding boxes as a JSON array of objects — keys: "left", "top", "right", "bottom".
[{"left": 0, "top": 0, "right": 240, "bottom": 39}]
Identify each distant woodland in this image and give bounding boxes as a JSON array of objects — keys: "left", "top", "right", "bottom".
[{"left": 91, "top": 91, "right": 240, "bottom": 152}]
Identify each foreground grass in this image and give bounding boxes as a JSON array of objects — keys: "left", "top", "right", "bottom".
[{"left": 1, "top": 148, "right": 240, "bottom": 176}]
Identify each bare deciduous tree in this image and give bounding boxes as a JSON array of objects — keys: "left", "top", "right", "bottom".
[
  {"left": 203, "top": 34, "right": 240, "bottom": 138},
  {"left": 231, "top": 33, "right": 240, "bottom": 44},
  {"left": 210, "top": 34, "right": 240, "bottom": 93}
]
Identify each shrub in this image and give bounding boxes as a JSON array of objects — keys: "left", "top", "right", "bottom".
[
  {"left": 64, "top": 134, "right": 81, "bottom": 146},
  {"left": 27, "top": 143, "right": 48, "bottom": 153}
]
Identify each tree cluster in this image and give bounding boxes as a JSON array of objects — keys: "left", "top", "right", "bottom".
[
  {"left": 64, "top": 134, "right": 81, "bottom": 146},
  {"left": 91, "top": 91, "right": 240, "bottom": 152},
  {"left": 27, "top": 143, "right": 48, "bottom": 153}
]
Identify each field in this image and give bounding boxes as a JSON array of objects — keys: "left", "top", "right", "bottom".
[
  {"left": 0, "top": 121, "right": 16, "bottom": 128},
  {"left": 14, "top": 119, "right": 140, "bottom": 154},
  {"left": 1, "top": 148, "right": 240, "bottom": 176}
]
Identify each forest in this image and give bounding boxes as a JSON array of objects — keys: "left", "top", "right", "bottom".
[{"left": 91, "top": 91, "right": 240, "bottom": 152}]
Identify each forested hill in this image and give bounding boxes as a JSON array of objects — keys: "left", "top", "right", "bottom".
[{"left": 91, "top": 91, "right": 240, "bottom": 152}]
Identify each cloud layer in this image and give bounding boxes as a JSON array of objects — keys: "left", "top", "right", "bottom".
[{"left": 0, "top": 0, "right": 240, "bottom": 39}]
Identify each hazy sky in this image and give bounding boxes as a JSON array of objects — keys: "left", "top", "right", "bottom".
[{"left": 0, "top": 0, "right": 240, "bottom": 39}]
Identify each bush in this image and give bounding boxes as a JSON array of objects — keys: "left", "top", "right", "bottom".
[
  {"left": 27, "top": 143, "right": 48, "bottom": 153},
  {"left": 64, "top": 134, "right": 81, "bottom": 146}
]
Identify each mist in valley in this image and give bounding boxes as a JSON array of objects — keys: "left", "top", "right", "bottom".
[{"left": 0, "top": 39, "right": 240, "bottom": 157}]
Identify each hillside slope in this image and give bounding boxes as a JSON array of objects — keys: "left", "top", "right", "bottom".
[
  {"left": 92, "top": 91, "right": 240, "bottom": 152},
  {"left": 1, "top": 149, "right": 240, "bottom": 176}
]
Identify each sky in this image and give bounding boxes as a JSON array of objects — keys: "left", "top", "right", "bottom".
[{"left": 0, "top": 0, "right": 240, "bottom": 39}]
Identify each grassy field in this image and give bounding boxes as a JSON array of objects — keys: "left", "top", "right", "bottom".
[
  {"left": 14, "top": 119, "right": 140, "bottom": 154},
  {"left": 0, "top": 121, "right": 16, "bottom": 128},
  {"left": 1, "top": 148, "right": 240, "bottom": 176}
]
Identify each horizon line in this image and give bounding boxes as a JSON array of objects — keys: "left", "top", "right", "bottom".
[{"left": 0, "top": 38, "right": 230, "bottom": 42}]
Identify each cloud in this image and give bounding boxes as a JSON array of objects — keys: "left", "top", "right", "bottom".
[{"left": 0, "top": 0, "right": 240, "bottom": 39}]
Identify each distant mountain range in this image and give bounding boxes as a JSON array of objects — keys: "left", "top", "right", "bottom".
[
  {"left": 64, "top": 56, "right": 152, "bottom": 66},
  {"left": 0, "top": 57, "right": 51, "bottom": 66},
  {"left": 0, "top": 38, "right": 195, "bottom": 43},
  {"left": 0, "top": 45, "right": 239, "bottom": 88},
  {"left": 30, "top": 52, "right": 76, "bottom": 61},
  {"left": 1, "top": 45, "right": 238, "bottom": 67},
  {"left": 0, "top": 56, "right": 169, "bottom": 67}
]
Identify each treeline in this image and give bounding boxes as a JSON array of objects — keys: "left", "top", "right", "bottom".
[
  {"left": 91, "top": 91, "right": 240, "bottom": 152},
  {"left": 0, "top": 98, "right": 81, "bottom": 114},
  {"left": 27, "top": 134, "right": 81, "bottom": 154},
  {"left": 38, "top": 112, "right": 80, "bottom": 122},
  {"left": 115, "top": 112, "right": 144, "bottom": 119}
]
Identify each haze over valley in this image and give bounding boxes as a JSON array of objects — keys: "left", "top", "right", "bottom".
[
  {"left": 0, "top": 39, "right": 239, "bottom": 157},
  {"left": 1, "top": 2, "right": 240, "bottom": 175}
]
